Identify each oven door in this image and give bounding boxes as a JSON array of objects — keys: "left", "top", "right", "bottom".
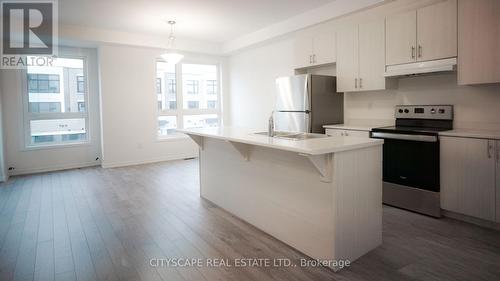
[{"left": 371, "top": 132, "right": 440, "bottom": 192}]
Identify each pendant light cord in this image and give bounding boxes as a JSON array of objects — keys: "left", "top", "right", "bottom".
[{"left": 168, "top": 21, "right": 176, "bottom": 49}]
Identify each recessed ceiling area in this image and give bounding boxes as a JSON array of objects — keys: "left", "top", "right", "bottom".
[{"left": 59, "top": 0, "right": 337, "bottom": 43}]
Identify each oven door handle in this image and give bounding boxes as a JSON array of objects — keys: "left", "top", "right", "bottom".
[{"left": 371, "top": 132, "right": 438, "bottom": 142}]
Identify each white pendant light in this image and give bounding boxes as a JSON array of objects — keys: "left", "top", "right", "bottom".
[{"left": 161, "top": 20, "right": 184, "bottom": 64}]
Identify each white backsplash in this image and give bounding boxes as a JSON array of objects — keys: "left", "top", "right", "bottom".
[{"left": 344, "top": 73, "right": 500, "bottom": 130}]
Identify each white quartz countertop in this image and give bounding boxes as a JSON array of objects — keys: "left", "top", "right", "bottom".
[
  {"left": 439, "top": 129, "right": 500, "bottom": 140},
  {"left": 177, "top": 127, "right": 383, "bottom": 155},
  {"left": 323, "top": 121, "right": 394, "bottom": 131}
]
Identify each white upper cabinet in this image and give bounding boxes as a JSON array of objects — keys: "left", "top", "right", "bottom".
[
  {"left": 457, "top": 0, "right": 500, "bottom": 85},
  {"left": 417, "top": 0, "right": 457, "bottom": 61},
  {"left": 293, "top": 24, "right": 335, "bottom": 69},
  {"left": 385, "top": 0, "right": 457, "bottom": 66},
  {"left": 312, "top": 25, "right": 336, "bottom": 66},
  {"left": 336, "top": 25, "right": 358, "bottom": 92},
  {"left": 336, "top": 19, "right": 389, "bottom": 92},
  {"left": 294, "top": 31, "right": 314, "bottom": 69},
  {"left": 440, "top": 136, "right": 496, "bottom": 221},
  {"left": 358, "top": 20, "right": 386, "bottom": 91},
  {"left": 385, "top": 10, "right": 417, "bottom": 66}
]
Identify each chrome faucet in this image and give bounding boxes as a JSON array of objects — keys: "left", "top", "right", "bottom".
[{"left": 268, "top": 110, "right": 275, "bottom": 137}]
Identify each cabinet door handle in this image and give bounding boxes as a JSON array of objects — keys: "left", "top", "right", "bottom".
[
  {"left": 309, "top": 55, "right": 312, "bottom": 64},
  {"left": 411, "top": 46, "right": 415, "bottom": 59},
  {"left": 496, "top": 141, "right": 500, "bottom": 163},
  {"left": 359, "top": 78, "right": 363, "bottom": 88},
  {"left": 355, "top": 78, "right": 358, "bottom": 89},
  {"left": 418, "top": 45, "right": 422, "bottom": 58},
  {"left": 487, "top": 140, "right": 493, "bottom": 158}
]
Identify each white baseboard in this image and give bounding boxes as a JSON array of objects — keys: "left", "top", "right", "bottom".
[
  {"left": 101, "top": 153, "right": 198, "bottom": 169},
  {"left": 8, "top": 161, "right": 101, "bottom": 176}
]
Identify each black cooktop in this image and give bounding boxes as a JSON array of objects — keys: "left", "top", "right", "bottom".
[{"left": 372, "top": 125, "right": 451, "bottom": 135}]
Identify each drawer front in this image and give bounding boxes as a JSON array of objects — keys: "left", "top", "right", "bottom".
[
  {"left": 325, "top": 129, "right": 370, "bottom": 138},
  {"left": 325, "top": 129, "right": 344, "bottom": 137},
  {"left": 344, "top": 130, "right": 370, "bottom": 138}
]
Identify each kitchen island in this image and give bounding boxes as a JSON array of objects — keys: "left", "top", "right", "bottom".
[{"left": 178, "top": 127, "right": 384, "bottom": 270}]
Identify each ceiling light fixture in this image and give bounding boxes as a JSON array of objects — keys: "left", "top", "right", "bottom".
[{"left": 161, "top": 20, "right": 184, "bottom": 64}]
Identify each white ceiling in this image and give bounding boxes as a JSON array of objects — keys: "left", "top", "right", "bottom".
[{"left": 59, "top": 0, "right": 337, "bottom": 43}]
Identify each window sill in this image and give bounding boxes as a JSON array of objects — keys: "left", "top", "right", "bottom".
[{"left": 23, "top": 141, "right": 92, "bottom": 151}]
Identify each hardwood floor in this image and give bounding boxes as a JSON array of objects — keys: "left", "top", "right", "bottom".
[{"left": 0, "top": 159, "right": 499, "bottom": 281}]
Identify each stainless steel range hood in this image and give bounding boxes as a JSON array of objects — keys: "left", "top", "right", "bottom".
[{"left": 384, "top": 57, "right": 457, "bottom": 77}]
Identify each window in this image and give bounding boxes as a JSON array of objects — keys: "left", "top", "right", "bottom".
[
  {"left": 29, "top": 102, "right": 61, "bottom": 113},
  {"left": 158, "top": 116, "right": 177, "bottom": 136},
  {"left": 184, "top": 114, "right": 219, "bottom": 129},
  {"left": 25, "top": 57, "right": 89, "bottom": 147},
  {"left": 167, "top": 79, "right": 176, "bottom": 93},
  {"left": 182, "top": 64, "right": 218, "bottom": 110},
  {"left": 187, "top": 101, "right": 199, "bottom": 109},
  {"left": 28, "top": 74, "right": 60, "bottom": 93},
  {"left": 207, "top": 100, "right": 217, "bottom": 109},
  {"left": 77, "top": 76, "right": 85, "bottom": 93},
  {"left": 169, "top": 101, "right": 177, "bottom": 110},
  {"left": 156, "top": 78, "right": 162, "bottom": 94},
  {"left": 156, "top": 61, "right": 221, "bottom": 138},
  {"left": 77, "top": 102, "right": 86, "bottom": 112},
  {"left": 185, "top": 80, "right": 199, "bottom": 94},
  {"left": 156, "top": 62, "right": 176, "bottom": 111},
  {"left": 207, "top": 80, "right": 216, "bottom": 94}
]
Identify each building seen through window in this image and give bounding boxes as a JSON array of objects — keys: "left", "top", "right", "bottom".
[
  {"left": 156, "top": 62, "right": 220, "bottom": 137},
  {"left": 26, "top": 57, "right": 88, "bottom": 146}
]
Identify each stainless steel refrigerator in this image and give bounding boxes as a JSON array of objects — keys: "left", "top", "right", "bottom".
[{"left": 274, "top": 74, "right": 343, "bottom": 133}]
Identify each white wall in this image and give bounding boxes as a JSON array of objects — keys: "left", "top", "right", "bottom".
[
  {"left": 228, "top": 0, "right": 500, "bottom": 131},
  {"left": 228, "top": 37, "right": 296, "bottom": 129},
  {"left": 1, "top": 44, "right": 229, "bottom": 175},
  {"left": 0, "top": 48, "right": 102, "bottom": 176},
  {"left": 98, "top": 44, "right": 228, "bottom": 168}
]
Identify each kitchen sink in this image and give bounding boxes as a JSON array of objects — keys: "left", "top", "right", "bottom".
[{"left": 253, "top": 131, "right": 330, "bottom": 141}]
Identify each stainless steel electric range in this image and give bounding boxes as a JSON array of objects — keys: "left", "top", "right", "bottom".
[{"left": 371, "top": 105, "right": 453, "bottom": 217}]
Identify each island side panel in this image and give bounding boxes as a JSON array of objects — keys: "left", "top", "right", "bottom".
[
  {"left": 332, "top": 145, "right": 383, "bottom": 262},
  {"left": 199, "top": 137, "right": 336, "bottom": 260}
]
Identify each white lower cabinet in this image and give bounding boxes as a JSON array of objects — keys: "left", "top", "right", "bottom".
[
  {"left": 440, "top": 136, "right": 497, "bottom": 221},
  {"left": 497, "top": 141, "right": 500, "bottom": 223},
  {"left": 325, "top": 128, "right": 370, "bottom": 138}
]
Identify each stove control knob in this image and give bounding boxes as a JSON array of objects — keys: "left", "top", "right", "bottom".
[
  {"left": 438, "top": 108, "right": 445, "bottom": 114},
  {"left": 431, "top": 108, "right": 436, "bottom": 114},
  {"left": 398, "top": 109, "right": 404, "bottom": 113},
  {"left": 404, "top": 109, "right": 409, "bottom": 113}
]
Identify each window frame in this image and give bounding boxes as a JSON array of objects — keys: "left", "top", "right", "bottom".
[
  {"left": 156, "top": 60, "right": 222, "bottom": 139},
  {"left": 21, "top": 54, "right": 91, "bottom": 149}
]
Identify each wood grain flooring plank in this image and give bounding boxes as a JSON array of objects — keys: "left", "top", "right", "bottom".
[{"left": 0, "top": 159, "right": 498, "bottom": 281}]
